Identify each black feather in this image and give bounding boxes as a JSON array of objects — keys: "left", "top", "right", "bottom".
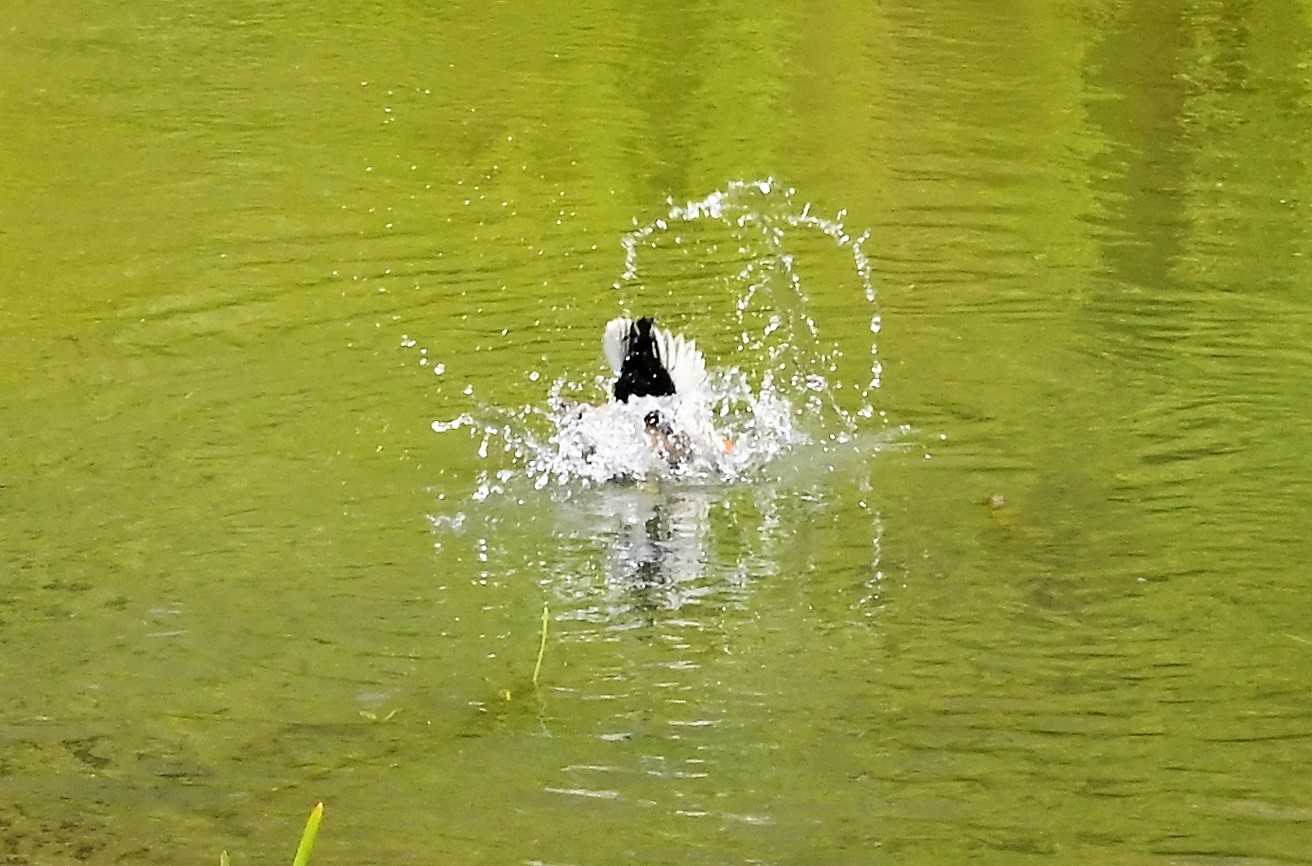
[{"left": 614, "top": 317, "right": 676, "bottom": 402}]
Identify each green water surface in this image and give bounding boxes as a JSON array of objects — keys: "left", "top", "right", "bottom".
[{"left": 3, "top": 1, "right": 1312, "bottom": 863}]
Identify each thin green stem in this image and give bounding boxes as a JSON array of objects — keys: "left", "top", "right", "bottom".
[{"left": 532, "top": 604, "right": 550, "bottom": 687}]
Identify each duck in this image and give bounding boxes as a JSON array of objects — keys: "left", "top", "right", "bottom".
[{"left": 602, "top": 316, "right": 728, "bottom": 466}]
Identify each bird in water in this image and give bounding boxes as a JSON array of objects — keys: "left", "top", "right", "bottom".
[{"left": 601, "top": 316, "right": 729, "bottom": 466}]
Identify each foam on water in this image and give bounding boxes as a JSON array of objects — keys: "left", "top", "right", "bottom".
[{"left": 422, "top": 178, "right": 893, "bottom": 498}]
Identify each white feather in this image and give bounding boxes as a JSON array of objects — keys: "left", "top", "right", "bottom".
[
  {"left": 602, "top": 317, "right": 631, "bottom": 374},
  {"left": 652, "top": 326, "right": 708, "bottom": 395}
]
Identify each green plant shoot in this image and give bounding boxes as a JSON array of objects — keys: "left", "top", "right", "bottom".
[
  {"left": 533, "top": 603, "right": 549, "bottom": 687},
  {"left": 292, "top": 802, "right": 324, "bottom": 866}
]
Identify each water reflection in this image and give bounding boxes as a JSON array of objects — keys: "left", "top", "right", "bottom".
[
  {"left": 1085, "top": 3, "right": 1191, "bottom": 299},
  {"left": 1078, "top": 4, "right": 1312, "bottom": 585},
  {"left": 600, "top": 487, "right": 716, "bottom": 604}
]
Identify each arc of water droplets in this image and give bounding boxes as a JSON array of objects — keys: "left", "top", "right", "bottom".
[
  {"left": 425, "top": 178, "right": 889, "bottom": 493},
  {"left": 617, "top": 178, "right": 882, "bottom": 395}
]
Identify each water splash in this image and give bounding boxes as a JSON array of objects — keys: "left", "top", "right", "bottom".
[
  {"left": 423, "top": 178, "right": 892, "bottom": 494},
  {"left": 617, "top": 177, "right": 882, "bottom": 400}
]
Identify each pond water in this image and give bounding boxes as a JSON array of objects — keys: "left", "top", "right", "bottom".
[{"left": 4, "top": 1, "right": 1312, "bottom": 863}]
